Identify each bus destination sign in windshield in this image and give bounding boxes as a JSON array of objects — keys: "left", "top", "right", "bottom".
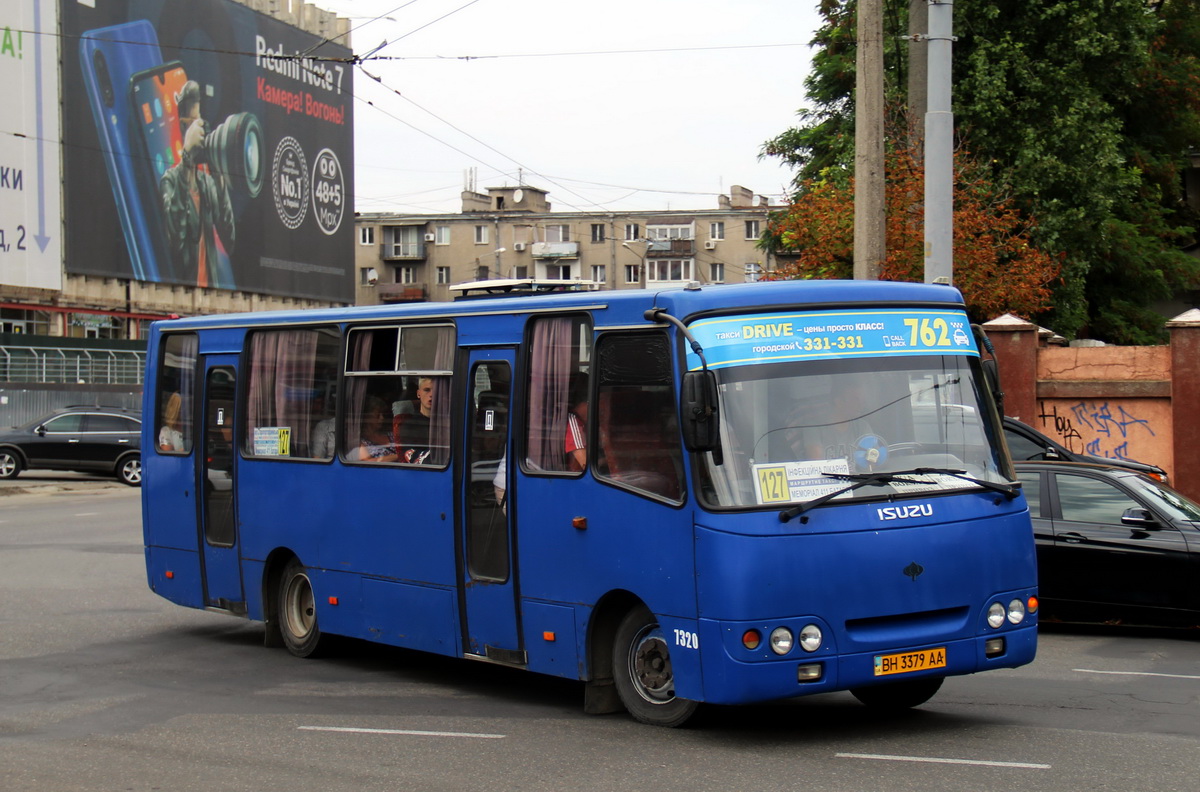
[{"left": 686, "top": 309, "right": 977, "bottom": 371}]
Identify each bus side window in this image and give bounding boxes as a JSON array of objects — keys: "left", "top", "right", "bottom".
[
  {"left": 525, "top": 314, "right": 592, "bottom": 474},
  {"left": 157, "top": 333, "right": 197, "bottom": 454},
  {"left": 244, "top": 328, "right": 340, "bottom": 459},
  {"left": 594, "top": 332, "right": 684, "bottom": 502}
]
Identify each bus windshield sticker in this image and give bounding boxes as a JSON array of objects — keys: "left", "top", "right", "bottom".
[
  {"left": 753, "top": 459, "right": 851, "bottom": 504},
  {"left": 686, "top": 308, "right": 977, "bottom": 371}
]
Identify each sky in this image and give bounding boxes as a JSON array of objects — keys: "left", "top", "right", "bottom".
[{"left": 311, "top": 0, "right": 823, "bottom": 216}]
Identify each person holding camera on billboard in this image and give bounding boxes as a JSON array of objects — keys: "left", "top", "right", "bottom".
[{"left": 161, "top": 80, "right": 236, "bottom": 289}]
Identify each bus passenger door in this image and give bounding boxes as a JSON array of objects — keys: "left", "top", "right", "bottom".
[
  {"left": 199, "top": 359, "right": 243, "bottom": 611},
  {"left": 460, "top": 351, "right": 522, "bottom": 663}
]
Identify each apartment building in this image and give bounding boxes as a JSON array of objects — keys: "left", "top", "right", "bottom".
[{"left": 354, "top": 185, "right": 779, "bottom": 305}]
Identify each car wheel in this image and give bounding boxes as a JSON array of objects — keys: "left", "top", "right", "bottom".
[
  {"left": 117, "top": 453, "right": 142, "bottom": 486},
  {"left": 0, "top": 450, "right": 21, "bottom": 479}
]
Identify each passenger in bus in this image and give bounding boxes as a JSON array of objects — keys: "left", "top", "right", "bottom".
[
  {"left": 785, "top": 387, "right": 879, "bottom": 467},
  {"left": 394, "top": 377, "right": 435, "bottom": 463},
  {"left": 159, "top": 392, "right": 185, "bottom": 452},
  {"left": 355, "top": 396, "right": 398, "bottom": 462},
  {"left": 565, "top": 377, "right": 588, "bottom": 471},
  {"left": 310, "top": 392, "right": 336, "bottom": 459}
]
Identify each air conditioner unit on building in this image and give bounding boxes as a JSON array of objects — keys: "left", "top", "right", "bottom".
[
  {"left": 704, "top": 240, "right": 718, "bottom": 250},
  {"left": 513, "top": 242, "right": 527, "bottom": 252},
  {"left": 424, "top": 233, "right": 436, "bottom": 242}
]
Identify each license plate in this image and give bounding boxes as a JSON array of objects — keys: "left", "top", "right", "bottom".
[{"left": 873, "top": 646, "right": 947, "bottom": 676}]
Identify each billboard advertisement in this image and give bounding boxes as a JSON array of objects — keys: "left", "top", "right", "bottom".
[
  {"left": 61, "top": 0, "right": 354, "bottom": 302},
  {"left": 1, "top": 1, "right": 63, "bottom": 291}
]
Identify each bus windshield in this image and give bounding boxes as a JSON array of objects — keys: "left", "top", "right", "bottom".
[{"left": 688, "top": 310, "right": 1010, "bottom": 509}]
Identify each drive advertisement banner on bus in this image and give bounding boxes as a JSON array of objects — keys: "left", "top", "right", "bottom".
[
  {"left": 685, "top": 309, "right": 979, "bottom": 371},
  {"left": 60, "top": 0, "right": 354, "bottom": 302}
]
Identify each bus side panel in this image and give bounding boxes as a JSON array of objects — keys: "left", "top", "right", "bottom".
[
  {"left": 142, "top": 453, "right": 200, "bottom": 551},
  {"left": 145, "top": 546, "right": 204, "bottom": 608},
  {"left": 362, "top": 578, "right": 460, "bottom": 655},
  {"left": 520, "top": 601, "right": 580, "bottom": 678}
]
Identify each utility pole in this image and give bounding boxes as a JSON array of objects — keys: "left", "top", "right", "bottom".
[
  {"left": 923, "top": 0, "right": 954, "bottom": 284},
  {"left": 854, "top": 0, "right": 886, "bottom": 280}
]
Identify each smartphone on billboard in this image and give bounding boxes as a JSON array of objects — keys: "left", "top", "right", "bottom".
[
  {"left": 129, "top": 62, "right": 188, "bottom": 186},
  {"left": 79, "top": 20, "right": 166, "bottom": 283}
]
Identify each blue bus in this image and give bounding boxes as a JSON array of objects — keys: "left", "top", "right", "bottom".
[{"left": 141, "top": 279, "right": 1037, "bottom": 727}]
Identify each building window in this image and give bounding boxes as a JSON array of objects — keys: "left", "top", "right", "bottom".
[
  {"left": 358, "top": 226, "right": 375, "bottom": 245},
  {"left": 648, "top": 224, "right": 693, "bottom": 241},
  {"left": 545, "top": 263, "right": 573, "bottom": 280},
  {"left": 475, "top": 225, "right": 489, "bottom": 244},
  {"left": 624, "top": 223, "right": 640, "bottom": 241},
  {"left": 436, "top": 266, "right": 450, "bottom": 285},
  {"left": 360, "top": 267, "right": 377, "bottom": 285},
  {"left": 590, "top": 223, "right": 606, "bottom": 243},
  {"left": 710, "top": 262, "right": 725, "bottom": 283},
  {"left": 397, "top": 266, "right": 416, "bottom": 284},
  {"left": 744, "top": 220, "right": 761, "bottom": 239},
  {"left": 435, "top": 225, "right": 451, "bottom": 245},
  {"left": 647, "top": 259, "right": 693, "bottom": 282},
  {"left": 385, "top": 226, "right": 422, "bottom": 258},
  {"left": 546, "top": 224, "right": 570, "bottom": 243},
  {"left": 1, "top": 307, "right": 52, "bottom": 335},
  {"left": 625, "top": 264, "right": 641, "bottom": 284},
  {"left": 709, "top": 222, "right": 725, "bottom": 240},
  {"left": 744, "top": 262, "right": 762, "bottom": 283},
  {"left": 591, "top": 265, "right": 606, "bottom": 283},
  {"left": 513, "top": 265, "right": 528, "bottom": 279}
]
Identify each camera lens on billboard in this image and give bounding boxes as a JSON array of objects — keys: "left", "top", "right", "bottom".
[{"left": 202, "top": 112, "right": 264, "bottom": 198}]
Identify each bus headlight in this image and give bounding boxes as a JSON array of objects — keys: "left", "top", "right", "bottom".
[
  {"left": 1007, "top": 598, "right": 1026, "bottom": 624},
  {"left": 987, "top": 602, "right": 1006, "bottom": 628},
  {"left": 799, "top": 624, "right": 823, "bottom": 652},
  {"left": 769, "top": 627, "right": 794, "bottom": 655}
]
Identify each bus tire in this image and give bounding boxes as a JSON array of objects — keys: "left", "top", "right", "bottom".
[
  {"left": 612, "top": 604, "right": 699, "bottom": 727},
  {"left": 278, "top": 559, "right": 324, "bottom": 658},
  {"left": 850, "top": 676, "right": 943, "bottom": 710}
]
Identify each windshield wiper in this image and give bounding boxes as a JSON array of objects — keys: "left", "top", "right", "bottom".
[
  {"left": 777, "top": 467, "right": 1019, "bottom": 523},
  {"left": 779, "top": 471, "right": 921, "bottom": 522}
]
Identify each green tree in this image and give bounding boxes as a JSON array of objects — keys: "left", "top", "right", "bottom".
[{"left": 764, "top": 0, "right": 1200, "bottom": 343}]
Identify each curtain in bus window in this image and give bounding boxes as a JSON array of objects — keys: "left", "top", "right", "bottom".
[
  {"left": 246, "top": 331, "right": 318, "bottom": 457},
  {"left": 345, "top": 331, "right": 374, "bottom": 457},
  {"left": 527, "top": 317, "right": 575, "bottom": 472},
  {"left": 428, "top": 328, "right": 455, "bottom": 465}
]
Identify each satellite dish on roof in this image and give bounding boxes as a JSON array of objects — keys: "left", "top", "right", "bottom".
[{"left": 513, "top": 189, "right": 524, "bottom": 203}]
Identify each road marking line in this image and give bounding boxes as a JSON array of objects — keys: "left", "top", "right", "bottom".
[
  {"left": 836, "top": 753, "right": 1050, "bottom": 769},
  {"left": 74, "top": 512, "right": 100, "bottom": 517},
  {"left": 298, "top": 726, "right": 505, "bottom": 739},
  {"left": 1074, "top": 668, "right": 1200, "bottom": 680}
]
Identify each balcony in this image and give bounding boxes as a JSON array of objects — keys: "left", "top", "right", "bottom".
[
  {"left": 530, "top": 241, "right": 579, "bottom": 259},
  {"left": 381, "top": 242, "right": 427, "bottom": 260},
  {"left": 377, "top": 283, "right": 428, "bottom": 302},
  {"left": 647, "top": 239, "right": 695, "bottom": 257}
]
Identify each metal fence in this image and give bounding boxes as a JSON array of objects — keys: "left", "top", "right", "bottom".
[
  {"left": 0, "top": 344, "right": 145, "bottom": 385},
  {"left": 0, "top": 387, "right": 143, "bottom": 428}
]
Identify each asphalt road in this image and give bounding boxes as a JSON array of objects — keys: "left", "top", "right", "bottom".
[{"left": 1, "top": 482, "right": 1198, "bottom": 792}]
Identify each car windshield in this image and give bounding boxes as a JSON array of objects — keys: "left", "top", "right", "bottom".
[
  {"left": 1124, "top": 474, "right": 1200, "bottom": 521},
  {"left": 696, "top": 353, "right": 1010, "bottom": 509}
]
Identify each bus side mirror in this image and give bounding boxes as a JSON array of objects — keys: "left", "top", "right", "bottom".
[
  {"left": 982, "top": 358, "right": 1004, "bottom": 414},
  {"left": 681, "top": 370, "right": 720, "bottom": 452}
]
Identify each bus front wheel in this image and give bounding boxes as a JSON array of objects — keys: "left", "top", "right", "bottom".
[
  {"left": 612, "top": 604, "right": 699, "bottom": 727},
  {"left": 278, "top": 559, "right": 324, "bottom": 658},
  {"left": 851, "top": 677, "right": 943, "bottom": 710}
]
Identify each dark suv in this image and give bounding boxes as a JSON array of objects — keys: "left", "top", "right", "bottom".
[{"left": 0, "top": 406, "right": 142, "bottom": 486}]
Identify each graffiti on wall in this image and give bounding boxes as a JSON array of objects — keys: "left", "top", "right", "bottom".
[{"left": 1037, "top": 400, "right": 1156, "bottom": 461}]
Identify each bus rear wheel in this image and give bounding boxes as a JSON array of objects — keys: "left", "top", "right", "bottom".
[
  {"left": 278, "top": 559, "right": 324, "bottom": 658},
  {"left": 612, "top": 604, "right": 699, "bottom": 727},
  {"left": 851, "top": 677, "right": 943, "bottom": 710}
]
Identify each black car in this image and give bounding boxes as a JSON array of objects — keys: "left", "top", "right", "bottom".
[
  {"left": 1015, "top": 460, "right": 1200, "bottom": 627},
  {"left": 0, "top": 406, "right": 142, "bottom": 486},
  {"left": 1004, "top": 416, "right": 1168, "bottom": 482}
]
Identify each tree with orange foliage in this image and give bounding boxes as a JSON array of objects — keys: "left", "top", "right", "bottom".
[{"left": 763, "top": 137, "right": 1060, "bottom": 322}]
